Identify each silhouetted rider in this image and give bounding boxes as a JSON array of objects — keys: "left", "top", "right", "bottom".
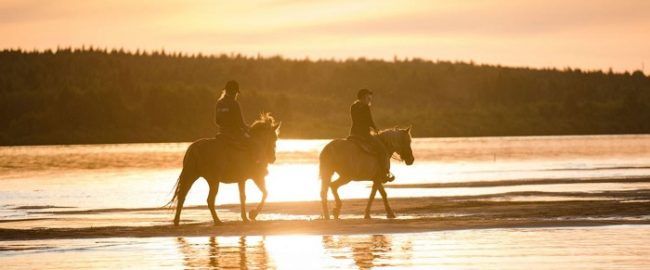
[
  {"left": 215, "top": 80, "right": 249, "bottom": 140},
  {"left": 350, "top": 89, "right": 394, "bottom": 182}
]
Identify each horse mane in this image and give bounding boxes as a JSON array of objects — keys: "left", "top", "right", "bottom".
[
  {"left": 378, "top": 127, "right": 411, "bottom": 154},
  {"left": 250, "top": 112, "right": 276, "bottom": 132},
  {"left": 378, "top": 127, "right": 410, "bottom": 137},
  {"left": 378, "top": 127, "right": 398, "bottom": 134},
  {"left": 378, "top": 128, "right": 398, "bottom": 143}
]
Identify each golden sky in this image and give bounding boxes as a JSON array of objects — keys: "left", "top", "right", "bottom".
[{"left": 1, "top": 0, "right": 649, "bottom": 73}]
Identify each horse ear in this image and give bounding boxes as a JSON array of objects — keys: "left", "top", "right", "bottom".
[
  {"left": 406, "top": 125, "right": 412, "bottom": 133},
  {"left": 274, "top": 122, "right": 282, "bottom": 131}
]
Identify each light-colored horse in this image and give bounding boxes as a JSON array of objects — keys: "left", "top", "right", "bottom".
[
  {"left": 319, "top": 127, "right": 415, "bottom": 219},
  {"left": 169, "top": 114, "right": 280, "bottom": 225}
]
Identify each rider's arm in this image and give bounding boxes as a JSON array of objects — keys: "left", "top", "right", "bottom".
[
  {"left": 366, "top": 105, "right": 378, "bottom": 132},
  {"left": 232, "top": 102, "right": 249, "bottom": 131},
  {"left": 214, "top": 104, "right": 220, "bottom": 127}
]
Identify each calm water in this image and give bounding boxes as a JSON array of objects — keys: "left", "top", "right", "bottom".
[
  {"left": 2, "top": 135, "right": 650, "bottom": 269},
  {"left": 2, "top": 135, "right": 650, "bottom": 218},
  {"left": 2, "top": 226, "right": 650, "bottom": 269}
]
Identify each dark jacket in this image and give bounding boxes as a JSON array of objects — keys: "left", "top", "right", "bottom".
[
  {"left": 350, "top": 100, "right": 377, "bottom": 137},
  {"left": 215, "top": 95, "right": 248, "bottom": 136}
]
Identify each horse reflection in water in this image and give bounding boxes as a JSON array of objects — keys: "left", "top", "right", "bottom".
[
  {"left": 322, "top": 235, "right": 413, "bottom": 269},
  {"left": 176, "top": 236, "right": 270, "bottom": 269},
  {"left": 176, "top": 235, "right": 412, "bottom": 269}
]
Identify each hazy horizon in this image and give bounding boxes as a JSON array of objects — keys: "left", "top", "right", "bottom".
[{"left": 1, "top": 0, "right": 649, "bottom": 74}]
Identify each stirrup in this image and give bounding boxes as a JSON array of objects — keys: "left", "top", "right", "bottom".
[{"left": 376, "top": 172, "right": 395, "bottom": 183}]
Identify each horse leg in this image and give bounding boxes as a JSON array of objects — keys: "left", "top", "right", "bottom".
[
  {"left": 377, "top": 184, "right": 396, "bottom": 219},
  {"left": 320, "top": 164, "right": 335, "bottom": 220},
  {"left": 321, "top": 179, "right": 330, "bottom": 220},
  {"left": 330, "top": 177, "right": 351, "bottom": 219},
  {"left": 238, "top": 181, "right": 249, "bottom": 223},
  {"left": 320, "top": 173, "right": 333, "bottom": 220},
  {"left": 173, "top": 174, "right": 196, "bottom": 226},
  {"left": 364, "top": 181, "right": 379, "bottom": 219},
  {"left": 249, "top": 177, "right": 267, "bottom": 221},
  {"left": 207, "top": 181, "right": 222, "bottom": 225},
  {"left": 173, "top": 194, "right": 186, "bottom": 226}
]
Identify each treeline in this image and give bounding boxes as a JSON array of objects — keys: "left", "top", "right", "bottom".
[{"left": 0, "top": 47, "right": 649, "bottom": 145}]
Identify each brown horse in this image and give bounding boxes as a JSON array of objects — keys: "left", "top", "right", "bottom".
[
  {"left": 319, "top": 127, "right": 415, "bottom": 220},
  {"left": 169, "top": 114, "right": 280, "bottom": 225}
]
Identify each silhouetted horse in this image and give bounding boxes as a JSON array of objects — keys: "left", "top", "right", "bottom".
[
  {"left": 169, "top": 114, "right": 280, "bottom": 225},
  {"left": 319, "top": 127, "right": 414, "bottom": 219}
]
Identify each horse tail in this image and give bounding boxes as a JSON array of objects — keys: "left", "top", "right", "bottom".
[
  {"left": 319, "top": 142, "right": 335, "bottom": 183},
  {"left": 319, "top": 141, "right": 337, "bottom": 219},
  {"left": 166, "top": 176, "right": 182, "bottom": 208},
  {"left": 166, "top": 142, "right": 198, "bottom": 208}
]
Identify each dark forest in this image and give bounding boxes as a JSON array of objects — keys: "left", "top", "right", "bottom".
[{"left": 1, "top": 48, "right": 648, "bottom": 145}]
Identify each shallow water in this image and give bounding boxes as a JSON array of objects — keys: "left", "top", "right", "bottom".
[
  {"left": 2, "top": 135, "right": 650, "bottom": 220},
  {"left": 2, "top": 135, "right": 650, "bottom": 268},
  {"left": 2, "top": 226, "right": 649, "bottom": 269}
]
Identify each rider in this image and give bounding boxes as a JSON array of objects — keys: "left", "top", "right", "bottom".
[
  {"left": 215, "top": 80, "right": 249, "bottom": 141},
  {"left": 350, "top": 89, "right": 394, "bottom": 182},
  {"left": 215, "top": 80, "right": 263, "bottom": 176}
]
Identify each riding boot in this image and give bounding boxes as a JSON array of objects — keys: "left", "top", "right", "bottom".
[
  {"left": 375, "top": 154, "right": 394, "bottom": 182},
  {"left": 371, "top": 136, "right": 394, "bottom": 182},
  {"left": 251, "top": 140, "right": 265, "bottom": 164},
  {"left": 384, "top": 154, "right": 394, "bottom": 182}
]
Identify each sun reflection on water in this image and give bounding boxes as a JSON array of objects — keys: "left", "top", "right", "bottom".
[
  {"left": 173, "top": 234, "right": 414, "bottom": 269},
  {"left": 176, "top": 236, "right": 270, "bottom": 269},
  {"left": 2, "top": 226, "right": 650, "bottom": 269}
]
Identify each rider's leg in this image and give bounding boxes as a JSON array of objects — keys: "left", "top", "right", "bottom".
[{"left": 370, "top": 136, "right": 393, "bottom": 182}]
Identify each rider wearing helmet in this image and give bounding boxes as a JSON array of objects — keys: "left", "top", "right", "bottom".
[
  {"left": 215, "top": 80, "right": 249, "bottom": 140},
  {"left": 350, "top": 89, "right": 394, "bottom": 182}
]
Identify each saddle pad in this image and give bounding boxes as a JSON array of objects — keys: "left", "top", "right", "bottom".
[
  {"left": 346, "top": 136, "right": 377, "bottom": 155},
  {"left": 215, "top": 133, "right": 248, "bottom": 150}
]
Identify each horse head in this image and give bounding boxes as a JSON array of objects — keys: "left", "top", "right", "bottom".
[
  {"left": 249, "top": 113, "right": 281, "bottom": 164},
  {"left": 381, "top": 126, "right": 414, "bottom": 165}
]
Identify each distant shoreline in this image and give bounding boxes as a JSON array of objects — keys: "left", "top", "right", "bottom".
[{"left": 2, "top": 133, "right": 650, "bottom": 147}]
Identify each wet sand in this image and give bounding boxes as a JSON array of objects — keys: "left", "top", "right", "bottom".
[
  {"left": 4, "top": 217, "right": 650, "bottom": 242},
  {"left": 2, "top": 189, "right": 649, "bottom": 241},
  {"left": 384, "top": 176, "right": 650, "bottom": 188}
]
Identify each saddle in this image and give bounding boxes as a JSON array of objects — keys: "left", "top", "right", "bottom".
[
  {"left": 214, "top": 133, "right": 267, "bottom": 178},
  {"left": 346, "top": 135, "right": 378, "bottom": 155},
  {"left": 215, "top": 133, "right": 249, "bottom": 150}
]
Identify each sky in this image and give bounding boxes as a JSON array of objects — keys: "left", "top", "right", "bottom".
[{"left": 1, "top": 0, "right": 649, "bottom": 73}]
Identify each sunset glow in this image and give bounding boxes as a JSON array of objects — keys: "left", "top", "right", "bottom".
[
  {"left": 3, "top": 1, "right": 650, "bottom": 268},
  {"left": 1, "top": 0, "right": 649, "bottom": 72}
]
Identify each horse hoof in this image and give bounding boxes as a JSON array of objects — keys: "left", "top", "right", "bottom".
[
  {"left": 364, "top": 214, "right": 371, "bottom": 220},
  {"left": 249, "top": 210, "right": 259, "bottom": 221},
  {"left": 213, "top": 220, "right": 223, "bottom": 226},
  {"left": 242, "top": 218, "right": 250, "bottom": 223},
  {"left": 332, "top": 208, "right": 340, "bottom": 219},
  {"left": 387, "top": 212, "right": 396, "bottom": 219}
]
